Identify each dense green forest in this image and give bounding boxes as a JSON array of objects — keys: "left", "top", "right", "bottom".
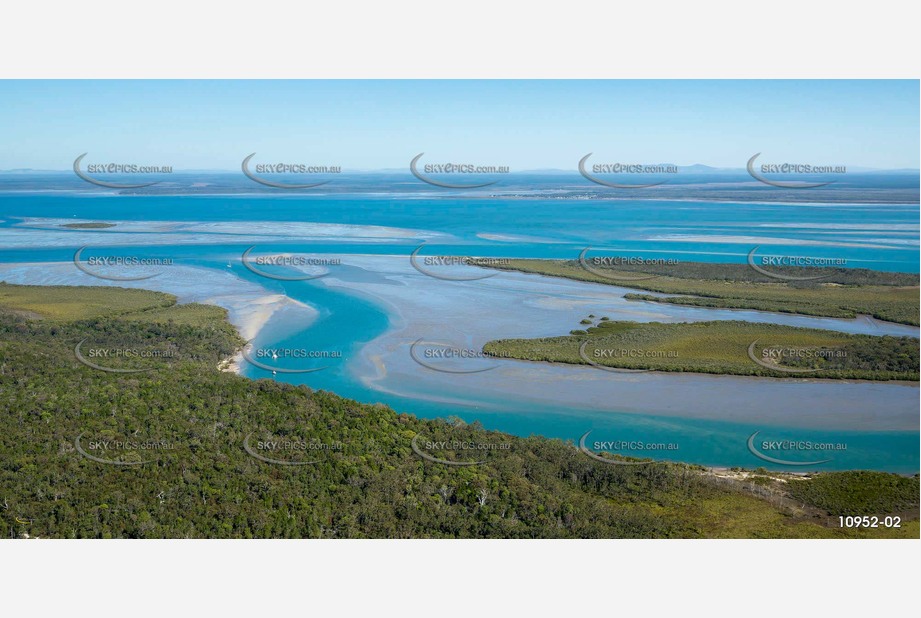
[{"left": 0, "top": 283, "right": 917, "bottom": 539}]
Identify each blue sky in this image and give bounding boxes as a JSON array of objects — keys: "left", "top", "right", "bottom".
[{"left": 0, "top": 80, "right": 917, "bottom": 170}]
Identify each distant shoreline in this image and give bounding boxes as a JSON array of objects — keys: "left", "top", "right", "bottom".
[{"left": 0, "top": 187, "right": 917, "bottom": 206}]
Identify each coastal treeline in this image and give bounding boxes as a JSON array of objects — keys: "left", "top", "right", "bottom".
[
  {"left": 485, "top": 319, "right": 920, "bottom": 381},
  {"left": 480, "top": 259, "right": 920, "bottom": 326},
  {"left": 0, "top": 284, "right": 917, "bottom": 539}
]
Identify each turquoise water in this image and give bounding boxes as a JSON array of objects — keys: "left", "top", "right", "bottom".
[
  {"left": 1, "top": 193, "right": 918, "bottom": 472},
  {"left": 1, "top": 194, "right": 918, "bottom": 271},
  {"left": 239, "top": 274, "right": 919, "bottom": 473}
]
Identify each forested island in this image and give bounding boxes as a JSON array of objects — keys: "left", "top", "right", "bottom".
[
  {"left": 474, "top": 257, "right": 920, "bottom": 325},
  {"left": 485, "top": 318, "right": 919, "bottom": 380}
]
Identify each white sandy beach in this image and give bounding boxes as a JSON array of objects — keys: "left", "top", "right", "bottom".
[{"left": 0, "top": 260, "right": 318, "bottom": 373}]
